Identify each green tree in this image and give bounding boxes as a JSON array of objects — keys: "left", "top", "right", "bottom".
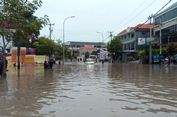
[
  {"left": 138, "top": 50, "right": 146, "bottom": 57},
  {"left": 167, "top": 43, "right": 177, "bottom": 56},
  {"left": 64, "top": 45, "right": 72, "bottom": 60},
  {"left": 107, "top": 36, "right": 122, "bottom": 61},
  {"left": 55, "top": 44, "right": 62, "bottom": 60},
  {"left": 0, "top": 0, "right": 47, "bottom": 47},
  {"left": 33, "top": 37, "right": 62, "bottom": 58},
  {"left": 0, "top": 0, "right": 47, "bottom": 77}
]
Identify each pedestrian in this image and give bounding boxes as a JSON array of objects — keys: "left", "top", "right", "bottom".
[
  {"left": 49, "top": 58, "right": 53, "bottom": 69},
  {"left": 168, "top": 56, "right": 171, "bottom": 65},
  {"left": 102, "top": 60, "right": 104, "bottom": 65},
  {"left": 44, "top": 60, "right": 49, "bottom": 69},
  {"left": 13, "top": 63, "right": 16, "bottom": 67}
]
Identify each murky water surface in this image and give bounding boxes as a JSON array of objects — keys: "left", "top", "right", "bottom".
[{"left": 1, "top": 63, "right": 177, "bottom": 117}]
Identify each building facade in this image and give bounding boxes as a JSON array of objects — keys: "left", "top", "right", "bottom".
[
  {"left": 118, "top": 24, "right": 153, "bottom": 61},
  {"left": 65, "top": 41, "right": 106, "bottom": 49},
  {"left": 154, "top": 2, "right": 177, "bottom": 45},
  {"left": 65, "top": 41, "right": 107, "bottom": 60}
]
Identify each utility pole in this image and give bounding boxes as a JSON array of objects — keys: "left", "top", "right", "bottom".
[
  {"left": 48, "top": 23, "right": 55, "bottom": 40},
  {"left": 149, "top": 15, "right": 153, "bottom": 64},
  {"left": 108, "top": 32, "right": 113, "bottom": 41},
  {"left": 159, "top": 19, "right": 162, "bottom": 55}
]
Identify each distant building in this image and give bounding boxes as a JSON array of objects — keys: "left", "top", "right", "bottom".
[
  {"left": 154, "top": 2, "right": 177, "bottom": 45},
  {"left": 65, "top": 41, "right": 106, "bottom": 49},
  {"left": 79, "top": 45, "right": 97, "bottom": 57},
  {"left": 117, "top": 24, "right": 153, "bottom": 61},
  {"left": 65, "top": 41, "right": 107, "bottom": 60}
]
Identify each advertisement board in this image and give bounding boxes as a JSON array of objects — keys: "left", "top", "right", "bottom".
[
  {"left": 138, "top": 38, "right": 145, "bottom": 45},
  {"left": 11, "top": 47, "right": 17, "bottom": 63},
  {"left": 20, "top": 47, "right": 26, "bottom": 63}
]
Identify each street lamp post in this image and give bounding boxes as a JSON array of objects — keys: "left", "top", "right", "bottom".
[{"left": 62, "top": 16, "right": 75, "bottom": 65}]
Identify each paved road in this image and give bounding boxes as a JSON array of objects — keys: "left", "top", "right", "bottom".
[{"left": 0, "top": 63, "right": 177, "bottom": 117}]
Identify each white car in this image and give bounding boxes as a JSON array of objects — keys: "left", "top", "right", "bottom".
[{"left": 85, "top": 58, "right": 95, "bottom": 64}]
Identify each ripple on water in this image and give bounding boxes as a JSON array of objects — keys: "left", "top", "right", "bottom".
[{"left": 2, "top": 64, "right": 177, "bottom": 117}]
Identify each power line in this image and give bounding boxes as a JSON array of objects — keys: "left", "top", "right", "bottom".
[
  {"left": 118, "top": 0, "right": 148, "bottom": 27},
  {"left": 115, "top": 0, "right": 172, "bottom": 35},
  {"left": 134, "top": 0, "right": 173, "bottom": 30},
  {"left": 52, "top": 32, "right": 56, "bottom": 41},
  {"left": 103, "top": 36, "right": 110, "bottom": 42},
  {"left": 47, "top": 23, "right": 55, "bottom": 40},
  {"left": 108, "top": 31, "right": 113, "bottom": 41},
  {"left": 120, "top": 0, "right": 157, "bottom": 28},
  {"left": 154, "top": 0, "right": 172, "bottom": 16}
]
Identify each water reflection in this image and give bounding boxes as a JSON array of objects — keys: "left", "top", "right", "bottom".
[
  {"left": 107, "top": 64, "right": 177, "bottom": 116},
  {"left": 0, "top": 63, "right": 177, "bottom": 117}
]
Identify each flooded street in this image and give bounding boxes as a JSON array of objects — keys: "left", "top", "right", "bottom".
[{"left": 1, "top": 63, "right": 177, "bottom": 117}]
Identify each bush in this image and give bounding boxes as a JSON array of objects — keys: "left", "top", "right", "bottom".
[{"left": 138, "top": 50, "right": 146, "bottom": 57}]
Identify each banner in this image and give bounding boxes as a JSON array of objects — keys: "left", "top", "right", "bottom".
[
  {"left": 138, "top": 38, "right": 146, "bottom": 45},
  {"left": 27, "top": 48, "right": 36, "bottom": 55},
  {"left": 11, "top": 47, "right": 17, "bottom": 63},
  {"left": 20, "top": 47, "right": 26, "bottom": 63},
  {"left": 99, "top": 49, "right": 106, "bottom": 60},
  {"left": 25, "top": 55, "right": 35, "bottom": 63}
]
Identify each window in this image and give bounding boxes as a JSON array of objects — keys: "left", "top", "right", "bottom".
[
  {"left": 155, "top": 7, "right": 177, "bottom": 24},
  {"left": 131, "top": 33, "right": 134, "bottom": 38}
]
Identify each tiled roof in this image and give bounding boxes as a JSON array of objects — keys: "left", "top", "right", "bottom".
[
  {"left": 118, "top": 24, "right": 153, "bottom": 36},
  {"left": 118, "top": 27, "right": 134, "bottom": 36},
  {"left": 134, "top": 24, "right": 153, "bottom": 30},
  {"left": 80, "top": 45, "right": 97, "bottom": 51}
]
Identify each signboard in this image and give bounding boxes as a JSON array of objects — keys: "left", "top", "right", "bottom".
[
  {"left": 20, "top": 47, "right": 26, "bottom": 63},
  {"left": 25, "top": 55, "right": 35, "bottom": 63},
  {"left": 11, "top": 47, "right": 27, "bottom": 63},
  {"left": 27, "top": 48, "right": 35, "bottom": 55},
  {"left": 138, "top": 38, "right": 146, "bottom": 45},
  {"left": 99, "top": 49, "right": 107, "bottom": 60},
  {"left": 138, "top": 38, "right": 155, "bottom": 45},
  {"left": 11, "top": 47, "right": 17, "bottom": 63}
]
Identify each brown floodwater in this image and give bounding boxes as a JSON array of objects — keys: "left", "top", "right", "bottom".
[{"left": 0, "top": 63, "right": 177, "bottom": 117}]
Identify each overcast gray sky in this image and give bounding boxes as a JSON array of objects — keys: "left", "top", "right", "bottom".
[{"left": 35, "top": 0, "right": 176, "bottom": 43}]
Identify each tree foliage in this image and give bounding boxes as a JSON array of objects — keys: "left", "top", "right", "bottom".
[
  {"left": 33, "top": 37, "right": 73, "bottom": 61},
  {"left": 167, "top": 43, "right": 177, "bottom": 56},
  {"left": 138, "top": 50, "right": 146, "bottom": 57},
  {"left": 107, "top": 36, "right": 122, "bottom": 55},
  {"left": 33, "top": 37, "right": 61, "bottom": 58},
  {"left": 0, "top": 0, "right": 48, "bottom": 47}
]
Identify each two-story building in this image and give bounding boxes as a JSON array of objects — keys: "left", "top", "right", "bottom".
[{"left": 118, "top": 24, "right": 153, "bottom": 62}]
